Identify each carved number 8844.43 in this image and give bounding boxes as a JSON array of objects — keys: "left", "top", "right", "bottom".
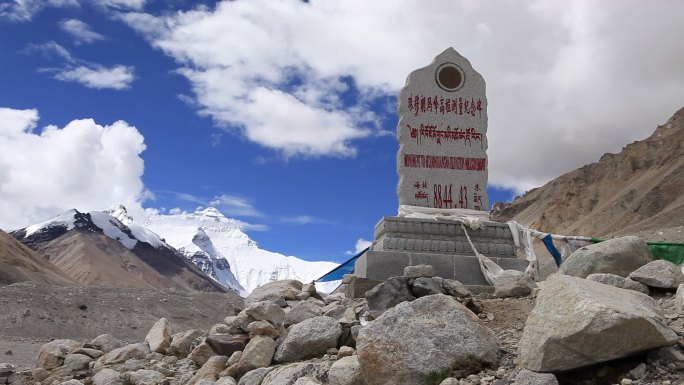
[{"left": 433, "top": 184, "right": 469, "bottom": 209}]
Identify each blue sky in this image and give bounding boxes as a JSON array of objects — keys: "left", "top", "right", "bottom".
[{"left": 1, "top": 0, "right": 684, "bottom": 263}]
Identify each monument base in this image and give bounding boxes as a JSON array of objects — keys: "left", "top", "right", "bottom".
[{"left": 354, "top": 216, "right": 528, "bottom": 289}]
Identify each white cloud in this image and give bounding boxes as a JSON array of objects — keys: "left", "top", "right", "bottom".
[
  {"left": 209, "top": 194, "right": 263, "bottom": 217},
  {"left": 54, "top": 64, "right": 135, "bottom": 89},
  {"left": 23, "top": 41, "right": 75, "bottom": 63},
  {"left": 120, "top": 0, "right": 684, "bottom": 192},
  {"left": 346, "top": 238, "right": 372, "bottom": 255},
  {"left": 0, "top": 0, "right": 144, "bottom": 21},
  {"left": 0, "top": 107, "right": 148, "bottom": 231},
  {"left": 60, "top": 19, "right": 105, "bottom": 44}
]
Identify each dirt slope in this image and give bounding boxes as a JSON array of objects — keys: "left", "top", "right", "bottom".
[
  {"left": 0, "top": 229, "right": 75, "bottom": 286},
  {"left": 492, "top": 107, "right": 684, "bottom": 239}
]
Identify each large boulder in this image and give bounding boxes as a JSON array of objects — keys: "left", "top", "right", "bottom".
[
  {"left": 87, "top": 334, "right": 123, "bottom": 353},
  {"left": 586, "top": 273, "right": 649, "bottom": 294},
  {"left": 328, "top": 356, "right": 366, "bottom": 385},
  {"left": 244, "top": 301, "right": 286, "bottom": 326},
  {"left": 237, "top": 335, "right": 277, "bottom": 374},
  {"left": 260, "top": 362, "right": 330, "bottom": 385},
  {"left": 101, "top": 343, "right": 151, "bottom": 365},
  {"left": 629, "top": 259, "right": 684, "bottom": 289},
  {"left": 357, "top": 294, "right": 499, "bottom": 385},
  {"left": 189, "top": 355, "right": 229, "bottom": 385},
  {"left": 145, "top": 317, "right": 172, "bottom": 354},
  {"left": 170, "top": 329, "right": 205, "bottom": 357},
  {"left": 518, "top": 274, "right": 677, "bottom": 372},
  {"left": 36, "top": 339, "right": 82, "bottom": 370},
  {"left": 246, "top": 280, "right": 303, "bottom": 306},
  {"left": 284, "top": 300, "right": 323, "bottom": 326},
  {"left": 206, "top": 334, "right": 250, "bottom": 357},
  {"left": 365, "top": 276, "right": 414, "bottom": 319},
  {"left": 274, "top": 316, "right": 342, "bottom": 363},
  {"left": 512, "top": 369, "right": 558, "bottom": 385},
  {"left": 558, "top": 236, "right": 652, "bottom": 278},
  {"left": 494, "top": 270, "right": 536, "bottom": 298}
]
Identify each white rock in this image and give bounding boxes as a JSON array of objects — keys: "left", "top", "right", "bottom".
[{"left": 145, "top": 318, "right": 172, "bottom": 354}]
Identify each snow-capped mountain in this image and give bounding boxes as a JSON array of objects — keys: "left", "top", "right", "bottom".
[
  {"left": 12, "top": 207, "right": 228, "bottom": 292},
  {"left": 143, "top": 207, "right": 340, "bottom": 295}
]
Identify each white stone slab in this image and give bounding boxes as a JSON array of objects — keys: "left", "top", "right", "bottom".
[{"left": 397, "top": 48, "right": 489, "bottom": 211}]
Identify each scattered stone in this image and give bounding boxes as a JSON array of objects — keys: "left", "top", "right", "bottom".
[
  {"left": 36, "top": 339, "right": 83, "bottom": 370},
  {"left": 338, "top": 346, "right": 355, "bottom": 357},
  {"left": 245, "top": 280, "right": 303, "bottom": 306},
  {"left": 237, "top": 335, "right": 276, "bottom": 374},
  {"left": 357, "top": 294, "right": 499, "bottom": 385},
  {"left": 216, "top": 377, "right": 238, "bottom": 385},
  {"left": 441, "top": 279, "right": 471, "bottom": 298},
  {"left": 403, "top": 264, "right": 434, "bottom": 278},
  {"left": 260, "top": 362, "right": 330, "bottom": 385},
  {"left": 191, "top": 340, "right": 217, "bottom": 367},
  {"left": 237, "top": 366, "right": 274, "bottom": 385},
  {"left": 295, "top": 292, "right": 311, "bottom": 301},
  {"left": 128, "top": 369, "right": 165, "bottom": 385},
  {"left": 72, "top": 347, "right": 104, "bottom": 359},
  {"left": 345, "top": 278, "right": 383, "bottom": 299},
  {"left": 190, "top": 355, "right": 229, "bottom": 385},
  {"left": 246, "top": 320, "right": 280, "bottom": 338},
  {"left": 322, "top": 304, "right": 347, "bottom": 320},
  {"left": 629, "top": 362, "right": 647, "bottom": 379},
  {"left": 586, "top": 273, "right": 650, "bottom": 294},
  {"left": 518, "top": 274, "right": 677, "bottom": 372},
  {"left": 365, "top": 276, "right": 414, "bottom": 319},
  {"left": 630, "top": 259, "right": 684, "bottom": 289},
  {"left": 558, "top": 236, "right": 652, "bottom": 278},
  {"left": 284, "top": 300, "right": 323, "bottom": 326},
  {"left": 328, "top": 356, "right": 365, "bottom": 385},
  {"left": 92, "top": 367, "right": 123, "bottom": 385},
  {"left": 494, "top": 270, "right": 536, "bottom": 298},
  {"left": 274, "top": 316, "right": 342, "bottom": 363},
  {"left": 145, "top": 317, "right": 172, "bottom": 354},
  {"left": 210, "top": 323, "right": 232, "bottom": 334},
  {"left": 170, "top": 329, "right": 205, "bottom": 357},
  {"left": 205, "top": 334, "right": 250, "bottom": 357},
  {"left": 411, "top": 277, "right": 443, "bottom": 298},
  {"left": 512, "top": 368, "right": 558, "bottom": 385},
  {"left": 101, "top": 343, "right": 151, "bottom": 365},
  {"left": 244, "top": 301, "right": 286, "bottom": 327},
  {"left": 88, "top": 334, "right": 123, "bottom": 353},
  {"left": 63, "top": 353, "right": 93, "bottom": 372}
]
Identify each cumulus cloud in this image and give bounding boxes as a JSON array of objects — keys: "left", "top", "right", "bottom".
[
  {"left": 0, "top": 107, "right": 148, "bottom": 230},
  {"left": 120, "top": 0, "right": 684, "bottom": 191},
  {"left": 60, "top": 19, "right": 105, "bottom": 44},
  {"left": 346, "top": 238, "right": 372, "bottom": 255},
  {"left": 54, "top": 64, "right": 135, "bottom": 89}
]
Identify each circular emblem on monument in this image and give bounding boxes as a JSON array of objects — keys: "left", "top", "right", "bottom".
[{"left": 435, "top": 62, "right": 465, "bottom": 92}]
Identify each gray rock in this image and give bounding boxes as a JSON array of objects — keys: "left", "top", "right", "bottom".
[
  {"left": 411, "top": 277, "right": 444, "bottom": 298},
  {"left": 629, "top": 259, "right": 684, "bottom": 289},
  {"left": 246, "top": 320, "right": 280, "bottom": 338},
  {"left": 558, "top": 236, "right": 652, "bottom": 278},
  {"left": 438, "top": 379, "right": 459, "bottom": 385},
  {"left": 205, "top": 334, "right": 249, "bottom": 358},
  {"left": 216, "top": 377, "right": 238, "bottom": 385},
  {"left": 403, "top": 264, "right": 434, "bottom": 278},
  {"left": 365, "top": 276, "right": 414, "bottom": 319},
  {"left": 274, "top": 316, "right": 342, "bottom": 363},
  {"left": 246, "top": 280, "right": 303, "bottom": 306},
  {"left": 210, "top": 323, "right": 232, "bottom": 335},
  {"left": 345, "top": 278, "right": 383, "bottom": 299},
  {"left": 237, "top": 335, "right": 276, "bottom": 374},
  {"left": 92, "top": 368, "right": 123, "bottom": 385},
  {"left": 629, "top": 362, "right": 647, "bottom": 379},
  {"left": 284, "top": 301, "right": 323, "bottom": 326},
  {"left": 513, "top": 369, "right": 558, "bottom": 385},
  {"left": 328, "top": 356, "right": 366, "bottom": 385},
  {"left": 322, "top": 304, "right": 347, "bottom": 320},
  {"left": 170, "top": 329, "right": 205, "bottom": 357},
  {"left": 88, "top": 334, "right": 123, "bottom": 353},
  {"left": 225, "top": 313, "right": 256, "bottom": 333},
  {"left": 101, "top": 343, "right": 151, "bottom": 365},
  {"left": 36, "top": 339, "right": 82, "bottom": 370},
  {"left": 145, "top": 317, "right": 172, "bottom": 354},
  {"left": 302, "top": 283, "right": 317, "bottom": 295},
  {"left": 237, "top": 367, "right": 274, "bottom": 385},
  {"left": 63, "top": 353, "right": 92, "bottom": 371},
  {"left": 191, "top": 340, "right": 217, "bottom": 367},
  {"left": 494, "top": 270, "right": 536, "bottom": 298},
  {"left": 296, "top": 292, "right": 311, "bottom": 301},
  {"left": 357, "top": 294, "right": 499, "bottom": 385},
  {"left": 518, "top": 274, "right": 677, "bottom": 372},
  {"left": 128, "top": 369, "right": 165, "bottom": 385},
  {"left": 260, "top": 362, "right": 330, "bottom": 385},
  {"left": 58, "top": 380, "right": 83, "bottom": 385},
  {"left": 293, "top": 378, "right": 320, "bottom": 385},
  {"left": 244, "top": 301, "right": 286, "bottom": 327},
  {"left": 441, "top": 279, "right": 471, "bottom": 298},
  {"left": 586, "top": 273, "right": 649, "bottom": 294},
  {"left": 72, "top": 347, "right": 104, "bottom": 359},
  {"left": 676, "top": 284, "right": 684, "bottom": 312},
  {"left": 191, "top": 355, "right": 229, "bottom": 384}
]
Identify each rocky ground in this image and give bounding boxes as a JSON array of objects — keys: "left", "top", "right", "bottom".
[{"left": 3, "top": 236, "right": 684, "bottom": 385}]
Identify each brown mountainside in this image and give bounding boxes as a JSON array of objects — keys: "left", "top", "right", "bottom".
[
  {"left": 492, "top": 107, "right": 684, "bottom": 238},
  {"left": 0, "top": 229, "right": 75, "bottom": 285}
]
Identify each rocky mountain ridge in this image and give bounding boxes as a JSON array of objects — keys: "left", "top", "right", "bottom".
[{"left": 492, "top": 106, "right": 684, "bottom": 239}]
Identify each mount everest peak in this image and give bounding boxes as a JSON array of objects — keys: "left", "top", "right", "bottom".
[{"left": 143, "top": 206, "right": 340, "bottom": 295}]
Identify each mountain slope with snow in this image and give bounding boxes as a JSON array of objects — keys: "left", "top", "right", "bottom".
[
  {"left": 12, "top": 207, "right": 227, "bottom": 292},
  {"left": 143, "top": 207, "right": 339, "bottom": 294}
]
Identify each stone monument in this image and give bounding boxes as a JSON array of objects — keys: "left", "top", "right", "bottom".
[
  {"left": 398, "top": 47, "right": 488, "bottom": 211},
  {"left": 354, "top": 48, "right": 527, "bottom": 290}
]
